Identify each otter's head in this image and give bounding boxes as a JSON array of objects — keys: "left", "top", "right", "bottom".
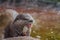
[{"left": 13, "top": 14, "right": 35, "bottom": 36}]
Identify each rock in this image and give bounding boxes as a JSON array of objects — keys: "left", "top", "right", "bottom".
[{"left": 3, "top": 36, "right": 39, "bottom": 40}]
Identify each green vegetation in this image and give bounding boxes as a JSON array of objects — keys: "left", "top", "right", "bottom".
[{"left": 44, "top": 0, "right": 60, "bottom": 2}]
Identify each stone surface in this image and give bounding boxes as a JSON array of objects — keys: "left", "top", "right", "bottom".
[{"left": 3, "top": 36, "right": 39, "bottom": 40}]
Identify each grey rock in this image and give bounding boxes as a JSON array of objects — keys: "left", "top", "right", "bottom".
[{"left": 3, "top": 36, "right": 39, "bottom": 40}]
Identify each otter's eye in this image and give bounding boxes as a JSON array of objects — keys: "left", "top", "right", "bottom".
[{"left": 23, "top": 19, "right": 28, "bottom": 20}]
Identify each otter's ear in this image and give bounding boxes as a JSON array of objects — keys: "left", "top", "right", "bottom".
[{"left": 13, "top": 17, "right": 18, "bottom": 23}]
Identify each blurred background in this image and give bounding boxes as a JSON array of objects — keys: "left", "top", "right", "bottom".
[{"left": 0, "top": 0, "right": 60, "bottom": 40}]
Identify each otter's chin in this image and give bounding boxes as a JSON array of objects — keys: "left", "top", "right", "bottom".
[{"left": 21, "top": 32, "right": 27, "bottom": 36}]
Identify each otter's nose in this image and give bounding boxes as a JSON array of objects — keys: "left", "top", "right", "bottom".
[{"left": 29, "top": 20, "right": 33, "bottom": 23}]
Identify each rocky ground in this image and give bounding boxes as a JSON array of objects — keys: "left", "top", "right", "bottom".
[{"left": 3, "top": 36, "right": 39, "bottom": 40}]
